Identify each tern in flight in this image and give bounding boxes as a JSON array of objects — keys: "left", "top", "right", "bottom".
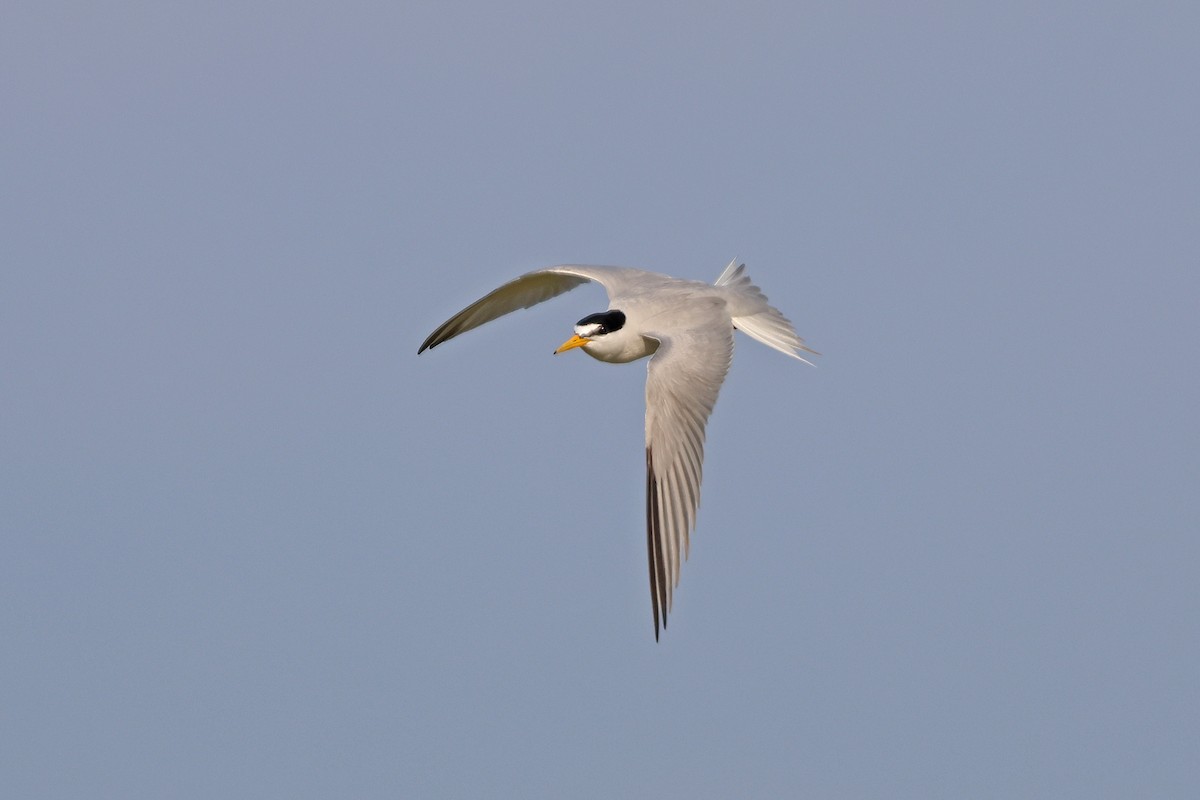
[{"left": 418, "top": 259, "right": 816, "bottom": 639}]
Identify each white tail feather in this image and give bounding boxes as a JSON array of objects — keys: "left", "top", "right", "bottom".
[
  {"left": 714, "top": 259, "right": 818, "bottom": 365},
  {"left": 714, "top": 257, "right": 750, "bottom": 288}
]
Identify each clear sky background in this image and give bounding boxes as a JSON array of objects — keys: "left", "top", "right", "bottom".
[{"left": 3, "top": 3, "right": 1198, "bottom": 797}]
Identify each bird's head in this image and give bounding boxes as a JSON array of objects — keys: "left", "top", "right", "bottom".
[{"left": 554, "top": 310, "right": 627, "bottom": 357}]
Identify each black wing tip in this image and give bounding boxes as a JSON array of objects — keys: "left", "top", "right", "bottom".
[{"left": 647, "top": 446, "right": 670, "bottom": 642}]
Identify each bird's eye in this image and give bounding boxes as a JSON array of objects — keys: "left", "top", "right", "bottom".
[{"left": 575, "top": 309, "right": 626, "bottom": 335}]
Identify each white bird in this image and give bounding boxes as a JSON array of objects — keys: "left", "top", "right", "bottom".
[{"left": 418, "top": 259, "right": 816, "bottom": 639}]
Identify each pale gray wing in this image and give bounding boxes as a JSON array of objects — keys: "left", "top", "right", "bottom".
[
  {"left": 418, "top": 265, "right": 655, "bottom": 353},
  {"left": 643, "top": 310, "right": 734, "bottom": 639}
]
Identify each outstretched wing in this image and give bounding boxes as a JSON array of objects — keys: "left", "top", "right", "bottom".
[
  {"left": 418, "top": 266, "right": 650, "bottom": 353},
  {"left": 643, "top": 311, "right": 734, "bottom": 639}
]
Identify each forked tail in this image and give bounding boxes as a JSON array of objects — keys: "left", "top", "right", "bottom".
[{"left": 715, "top": 259, "right": 819, "bottom": 365}]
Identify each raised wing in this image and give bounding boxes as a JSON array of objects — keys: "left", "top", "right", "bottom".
[
  {"left": 418, "top": 266, "right": 654, "bottom": 353},
  {"left": 643, "top": 311, "right": 734, "bottom": 639}
]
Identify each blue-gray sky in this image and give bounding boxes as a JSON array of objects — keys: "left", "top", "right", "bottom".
[{"left": 3, "top": 2, "right": 1198, "bottom": 797}]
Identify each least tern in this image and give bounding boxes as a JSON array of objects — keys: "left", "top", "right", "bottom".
[{"left": 418, "top": 259, "right": 816, "bottom": 639}]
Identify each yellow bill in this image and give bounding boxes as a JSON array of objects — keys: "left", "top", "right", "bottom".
[{"left": 554, "top": 334, "right": 590, "bottom": 354}]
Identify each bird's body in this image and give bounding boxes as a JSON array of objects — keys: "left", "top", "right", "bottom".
[{"left": 419, "top": 260, "right": 815, "bottom": 639}]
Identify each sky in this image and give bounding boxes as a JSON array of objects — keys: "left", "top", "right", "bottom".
[{"left": 3, "top": 2, "right": 1198, "bottom": 797}]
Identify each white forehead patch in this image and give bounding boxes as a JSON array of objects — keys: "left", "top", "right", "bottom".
[{"left": 574, "top": 322, "right": 604, "bottom": 338}]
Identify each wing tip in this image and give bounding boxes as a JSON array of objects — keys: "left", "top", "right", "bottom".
[
  {"left": 417, "top": 331, "right": 442, "bottom": 354},
  {"left": 647, "top": 446, "right": 671, "bottom": 642}
]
